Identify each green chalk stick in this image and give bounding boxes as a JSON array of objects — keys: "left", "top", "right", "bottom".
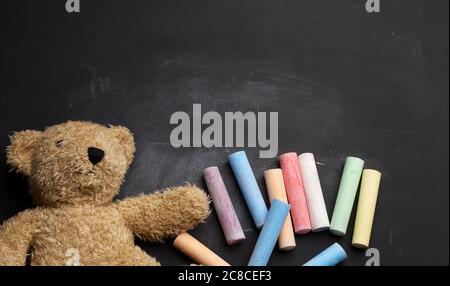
[{"left": 330, "top": 157, "right": 365, "bottom": 236}]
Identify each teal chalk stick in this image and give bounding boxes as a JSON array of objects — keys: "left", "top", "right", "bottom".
[
  {"left": 248, "top": 199, "right": 291, "bottom": 266},
  {"left": 229, "top": 151, "right": 268, "bottom": 229},
  {"left": 303, "top": 243, "right": 347, "bottom": 266},
  {"left": 330, "top": 157, "right": 364, "bottom": 236}
]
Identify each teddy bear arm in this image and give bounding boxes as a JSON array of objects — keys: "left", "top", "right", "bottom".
[
  {"left": 115, "top": 184, "right": 210, "bottom": 242},
  {"left": 0, "top": 210, "right": 38, "bottom": 266}
]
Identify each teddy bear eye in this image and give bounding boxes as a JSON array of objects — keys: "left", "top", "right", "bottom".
[{"left": 55, "top": 140, "right": 64, "bottom": 147}]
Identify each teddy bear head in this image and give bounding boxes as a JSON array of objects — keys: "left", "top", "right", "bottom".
[{"left": 6, "top": 121, "right": 135, "bottom": 206}]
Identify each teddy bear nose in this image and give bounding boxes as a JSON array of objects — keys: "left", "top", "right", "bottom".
[{"left": 88, "top": 147, "right": 105, "bottom": 165}]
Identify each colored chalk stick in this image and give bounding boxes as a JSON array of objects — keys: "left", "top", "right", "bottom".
[
  {"left": 264, "top": 169, "right": 296, "bottom": 251},
  {"left": 330, "top": 157, "right": 365, "bottom": 236},
  {"left": 203, "top": 166, "right": 246, "bottom": 246},
  {"left": 229, "top": 151, "right": 268, "bottom": 229},
  {"left": 303, "top": 243, "right": 347, "bottom": 266},
  {"left": 248, "top": 199, "right": 291, "bottom": 266},
  {"left": 173, "top": 232, "right": 230, "bottom": 266},
  {"left": 298, "top": 153, "right": 330, "bottom": 232},
  {"left": 279, "top": 152, "right": 312, "bottom": 234},
  {"left": 352, "top": 169, "right": 382, "bottom": 249}
]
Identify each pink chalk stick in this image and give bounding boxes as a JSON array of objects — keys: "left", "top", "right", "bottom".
[
  {"left": 279, "top": 153, "right": 312, "bottom": 234},
  {"left": 203, "top": 167, "right": 246, "bottom": 245}
]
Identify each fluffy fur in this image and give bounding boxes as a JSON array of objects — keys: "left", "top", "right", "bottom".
[{"left": 0, "top": 121, "right": 210, "bottom": 266}]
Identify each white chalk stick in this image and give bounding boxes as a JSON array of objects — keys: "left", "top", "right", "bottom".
[{"left": 298, "top": 153, "right": 330, "bottom": 232}]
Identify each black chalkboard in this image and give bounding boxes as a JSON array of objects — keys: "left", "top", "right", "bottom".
[{"left": 0, "top": 0, "right": 448, "bottom": 266}]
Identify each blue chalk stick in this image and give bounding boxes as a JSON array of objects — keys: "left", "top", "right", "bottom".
[
  {"left": 229, "top": 151, "right": 269, "bottom": 229},
  {"left": 248, "top": 199, "right": 291, "bottom": 266},
  {"left": 303, "top": 243, "right": 347, "bottom": 266}
]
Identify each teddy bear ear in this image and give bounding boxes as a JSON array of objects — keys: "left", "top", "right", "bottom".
[
  {"left": 6, "top": 130, "right": 42, "bottom": 176},
  {"left": 110, "top": 126, "right": 136, "bottom": 165}
]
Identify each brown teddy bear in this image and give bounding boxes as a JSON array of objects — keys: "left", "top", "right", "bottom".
[{"left": 0, "top": 121, "right": 210, "bottom": 266}]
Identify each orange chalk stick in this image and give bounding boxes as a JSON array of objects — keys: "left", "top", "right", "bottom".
[
  {"left": 264, "top": 169, "right": 296, "bottom": 251},
  {"left": 173, "top": 232, "right": 231, "bottom": 266}
]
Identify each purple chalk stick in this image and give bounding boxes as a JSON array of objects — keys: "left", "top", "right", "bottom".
[{"left": 203, "top": 167, "right": 246, "bottom": 245}]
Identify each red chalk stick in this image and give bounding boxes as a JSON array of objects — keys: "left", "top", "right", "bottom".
[{"left": 279, "top": 152, "right": 312, "bottom": 234}]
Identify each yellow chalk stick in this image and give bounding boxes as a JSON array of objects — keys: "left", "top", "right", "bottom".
[
  {"left": 173, "top": 232, "right": 231, "bottom": 266},
  {"left": 264, "top": 169, "right": 296, "bottom": 251},
  {"left": 352, "top": 169, "right": 382, "bottom": 249}
]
